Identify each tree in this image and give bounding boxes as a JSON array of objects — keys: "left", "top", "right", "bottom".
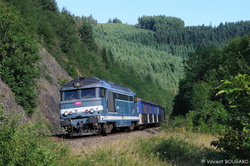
[
  {"left": 172, "top": 46, "right": 223, "bottom": 115},
  {"left": 212, "top": 74, "right": 250, "bottom": 158},
  {"left": 108, "top": 18, "right": 122, "bottom": 24},
  {"left": 0, "top": 5, "right": 39, "bottom": 116},
  {"left": 78, "top": 22, "right": 97, "bottom": 51},
  {"left": 101, "top": 48, "right": 114, "bottom": 69},
  {"left": 36, "top": 0, "right": 58, "bottom": 12}
]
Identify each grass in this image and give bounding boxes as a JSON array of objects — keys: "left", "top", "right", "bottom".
[
  {"left": 0, "top": 111, "right": 226, "bottom": 166},
  {"left": 64, "top": 130, "right": 227, "bottom": 166}
]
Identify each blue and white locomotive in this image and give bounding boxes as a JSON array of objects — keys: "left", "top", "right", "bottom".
[{"left": 59, "top": 77, "right": 165, "bottom": 136}]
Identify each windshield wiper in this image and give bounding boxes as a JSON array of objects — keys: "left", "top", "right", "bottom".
[{"left": 69, "top": 93, "right": 77, "bottom": 100}]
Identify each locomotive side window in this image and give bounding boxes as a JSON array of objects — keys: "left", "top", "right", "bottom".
[
  {"left": 101, "top": 88, "right": 105, "bottom": 97},
  {"left": 107, "top": 91, "right": 115, "bottom": 112},
  {"left": 115, "top": 93, "right": 134, "bottom": 102},
  {"left": 81, "top": 88, "right": 96, "bottom": 98},
  {"left": 128, "top": 96, "right": 134, "bottom": 102},
  {"left": 115, "top": 93, "right": 128, "bottom": 101},
  {"left": 63, "top": 90, "right": 77, "bottom": 101}
]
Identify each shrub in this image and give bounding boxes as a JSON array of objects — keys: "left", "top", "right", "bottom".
[
  {"left": 212, "top": 74, "right": 250, "bottom": 158},
  {"left": 0, "top": 108, "right": 77, "bottom": 166},
  {"left": 0, "top": 111, "right": 58, "bottom": 165},
  {"left": 135, "top": 134, "right": 227, "bottom": 166}
]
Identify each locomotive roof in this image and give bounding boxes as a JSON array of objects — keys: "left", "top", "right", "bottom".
[{"left": 60, "top": 77, "right": 136, "bottom": 95}]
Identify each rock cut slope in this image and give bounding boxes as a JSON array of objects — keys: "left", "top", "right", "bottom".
[
  {"left": 34, "top": 48, "right": 72, "bottom": 134},
  {"left": 1, "top": 47, "right": 71, "bottom": 134}
]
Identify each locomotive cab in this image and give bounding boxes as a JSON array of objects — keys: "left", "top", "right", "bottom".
[{"left": 60, "top": 79, "right": 106, "bottom": 136}]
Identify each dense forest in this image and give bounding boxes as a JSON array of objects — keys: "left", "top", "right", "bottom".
[
  {"left": 0, "top": 0, "right": 249, "bottom": 164},
  {"left": 93, "top": 16, "right": 250, "bottom": 112},
  {"left": 137, "top": 15, "right": 250, "bottom": 48}
]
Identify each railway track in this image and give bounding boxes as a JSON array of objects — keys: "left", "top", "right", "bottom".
[{"left": 53, "top": 127, "right": 161, "bottom": 148}]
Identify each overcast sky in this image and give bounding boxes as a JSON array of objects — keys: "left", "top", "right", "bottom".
[{"left": 56, "top": 0, "right": 250, "bottom": 27}]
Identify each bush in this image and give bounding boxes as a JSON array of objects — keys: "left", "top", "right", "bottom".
[
  {"left": 162, "top": 115, "right": 194, "bottom": 132},
  {"left": 0, "top": 111, "right": 57, "bottom": 165},
  {"left": 135, "top": 134, "right": 228, "bottom": 166},
  {"left": 212, "top": 74, "right": 250, "bottom": 159},
  {"left": 0, "top": 108, "right": 79, "bottom": 166}
]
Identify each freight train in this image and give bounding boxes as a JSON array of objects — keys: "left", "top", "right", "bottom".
[{"left": 59, "top": 77, "right": 165, "bottom": 136}]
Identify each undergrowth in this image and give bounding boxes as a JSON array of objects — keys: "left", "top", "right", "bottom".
[
  {"left": 69, "top": 130, "right": 228, "bottom": 166},
  {"left": 0, "top": 108, "right": 229, "bottom": 166}
]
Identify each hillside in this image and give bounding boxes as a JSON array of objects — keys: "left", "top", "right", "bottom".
[
  {"left": 93, "top": 18, "right": 250, "bottom": 112},
  {"left": 94, "top": 23, "right": 183, "bottom": 92},
  {"left": 94, "top": 23, "right": 183, "bottom": 112}
]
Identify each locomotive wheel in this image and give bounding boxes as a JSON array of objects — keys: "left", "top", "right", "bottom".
[
  {"left": 88, "top": 123, "right": 101, "bottom": 135},
  {"left": 101, "top": 124, "right": 112, "bottom": 136},
  {"left": 128, "top": 123, "right": 135, "bottom": 131}
]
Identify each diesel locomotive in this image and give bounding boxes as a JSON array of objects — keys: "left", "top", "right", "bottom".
[{"left": 59, "top": 77, "right": 165, "bottom": 136}]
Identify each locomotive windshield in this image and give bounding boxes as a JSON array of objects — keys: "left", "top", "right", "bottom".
[
  {"left": 63, "top": 90, "right": 77, "bottom": 101},
  {"left": 81, "top": 88, "right": 95, "bottom": 98},
  {"left": 61, "top": 88, "right": 101, "bottom": 101}
]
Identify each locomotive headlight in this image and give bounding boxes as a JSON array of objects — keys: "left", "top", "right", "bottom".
[
  {"left": 63, "top": 111, "right": 69, "bottom": 116},
  {"left": 89, "top": 108, "right": 95, "bottom": 114}
]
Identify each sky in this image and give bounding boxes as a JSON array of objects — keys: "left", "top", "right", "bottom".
[{"left": 56, "top": 0, "right": 250, "bottom": 27}]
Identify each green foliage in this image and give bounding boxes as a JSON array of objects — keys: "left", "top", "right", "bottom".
[
  {"left": 216, "top": 74, "right": 250, "bottom": 109},
  {"left": 58, "top": 78, "right": 70, "bottom": 86},
  {"left": 101, "top": 47, "right": 114, "bottom": 69},
  {"left": 138, "top": 16, "right": 250, "bottom": 48},
  {"left": 0, "top": 4, "right": 39, "bottom": 116},
  {"left": 0, "top": 108, "right": 66, "bottom": 166},
  {"left": 172, "top": 46, "right": 223, "bottom": 116},
  {"left": 136, "top": 133, "right": 227, "bottom": 166},
  {"left": 167, "top": 102, "right": 227, "bottom": 134},
  {"left": 108, "top": 18, "right": 123, "bottom": 24},
  {"left": 212, "top": 74, "right": 250, "bottom": 158},
  {"left": 94, "top": 23, "right": 183, "bottom": 111},
  {"left": 173, "top": 35, "right": 250, "bottom": 116},
  {"left": 191, "top": 81, "right": 212, "bottom": 110},
  {"left": 188, "top": 102, "right": 228, "bottom": 133},
  {"left": 94, "top": 22, "right": 250, "bottom": 113},
  {"left": 80, "top": 15, "right": 98, "bottom": 26},
  {"left": 163, "top": 115, "right": 194, "bottom": 132},
  {"left": 35, "top": 0, "right": 58, "bottom": 12},
  {"left": 172, "top": 35, "right": 250, "bottom": 158},
  {"left": 137, "top": 15, "right": 185, "bottom": 32},
  {"left": 78, "top": 22, "right": 97, "bottom": 51}
]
